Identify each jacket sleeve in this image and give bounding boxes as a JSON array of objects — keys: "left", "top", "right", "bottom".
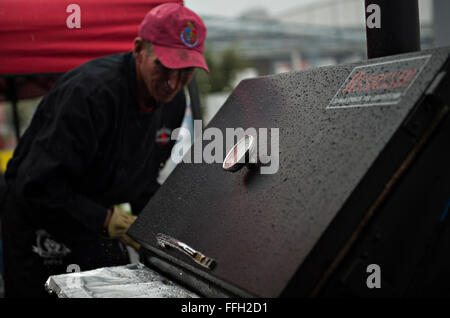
[
  {"left": 130, "top": 179, "right": 160, "bottom": 215},
  {"left": 12, "top": 81, "right": 109, "bottom": 242},
  {"left": 129, "top": 91, "right": 187, "bottom": 215}
]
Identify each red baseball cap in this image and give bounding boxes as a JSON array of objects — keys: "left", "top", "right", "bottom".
[{"left": 138, "top": 3, "right": 209, "bottom": 73}]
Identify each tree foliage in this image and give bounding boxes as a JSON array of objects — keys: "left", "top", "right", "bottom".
[{"left": 195, "top": 47, "right": 251, "bottom": 97}]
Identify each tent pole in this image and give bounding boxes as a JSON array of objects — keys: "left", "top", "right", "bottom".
[
  {"left": 7, "top": 78, "right": 21, "bottom": 140},
  {"left": 187, "top": 75, "right": 203, "bottom": 127}
]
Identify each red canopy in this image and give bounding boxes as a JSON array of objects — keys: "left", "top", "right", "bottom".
[
  {"left": 0, "top": 0, "right": 182, "bottom": 75},
  {"left": 0, "top": 0, "right": 205, "bottom": 142}
]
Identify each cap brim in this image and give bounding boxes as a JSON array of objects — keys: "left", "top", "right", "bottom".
[{"left": 153, "top": 45, "right": 209, "bottom": 73}]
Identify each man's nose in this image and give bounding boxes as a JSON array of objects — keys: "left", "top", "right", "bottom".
[{"left": 167, "top": 69, "right": 181, "bottom": 90}]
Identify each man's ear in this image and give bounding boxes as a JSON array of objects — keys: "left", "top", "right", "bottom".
[{"left": 133, "top": 37, "right": 144, "bottom": 61}]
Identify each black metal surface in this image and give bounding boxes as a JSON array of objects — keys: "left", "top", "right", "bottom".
[
  {"left": 129, "top": 47, "right": 450, "bottom": 297},
  {"left": 320, "top": 108, "right": 450, "bottom": 297},
  {"left": 365, "top": 0, "right": 421, "bottom": 59}
]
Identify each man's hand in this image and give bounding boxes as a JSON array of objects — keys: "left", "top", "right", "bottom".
[
  {"left": 105, "top": 206, "right": 141, "bottom": 250},
  {"left": 107, "top": 206, "right": 136, "bottom": 239}
]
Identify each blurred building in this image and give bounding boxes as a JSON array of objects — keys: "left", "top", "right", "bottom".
[
  {"left": 202, "top": 0, "right": 438, "bottom": 76},
  {"left": 195, "top": 0, "right": 450, "bottom": 131},
  {"left": 279, "top": 0, "right": 433, "bottom": 30}
]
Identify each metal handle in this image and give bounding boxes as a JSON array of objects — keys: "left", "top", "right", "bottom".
[
  {"left": 223, "top": 135, "right": 259, "bottom": 172},
  {"left": 156, "top": 233, "right": 216, "bottom": 270}
]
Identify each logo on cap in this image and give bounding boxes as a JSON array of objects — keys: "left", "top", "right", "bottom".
[{"left": 180, "top": 22, "right": 198, "bottom": 48}]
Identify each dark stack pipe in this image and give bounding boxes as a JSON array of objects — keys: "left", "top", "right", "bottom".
[{"left": 365, "top": 0, "right": 421, "bottom": 59}]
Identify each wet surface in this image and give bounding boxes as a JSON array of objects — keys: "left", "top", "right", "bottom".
[{"left": 129, "top": 48, "right": 450, "bottom": 297}]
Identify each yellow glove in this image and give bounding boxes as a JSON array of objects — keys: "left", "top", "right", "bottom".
[{"left": 107, "top": 206, "right": 137, "bottom": 239}]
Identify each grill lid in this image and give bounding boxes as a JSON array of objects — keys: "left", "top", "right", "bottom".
[{"left": 128, "top": 48, "right": 450, "bottom": 297}]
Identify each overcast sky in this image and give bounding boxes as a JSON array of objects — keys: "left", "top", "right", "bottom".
[{"left": 184, "top": 0, "right": 318, "bottom": 18}]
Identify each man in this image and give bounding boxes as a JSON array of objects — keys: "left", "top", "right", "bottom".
[{"left": 0, "top": 3, "right": 209, "bottom": 298}]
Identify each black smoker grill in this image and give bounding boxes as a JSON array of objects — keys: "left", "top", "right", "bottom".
[
  {"left": 124, "top": 47, "right": 450, "bottom": 298},
  {"left": 46, "top": 0, "right": 450, "bottom": 297},
  {"left": 45, "top": 48, "right": 450, "bottom": 299}
]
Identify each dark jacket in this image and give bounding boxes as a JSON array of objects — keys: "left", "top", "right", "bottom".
[{"left": 4, "top": 51, "right": 186, "bottom": 245}]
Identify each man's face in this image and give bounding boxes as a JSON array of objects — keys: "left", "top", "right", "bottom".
[{"left": 135, "top": 40, "right": 195, "bottom": 103}]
